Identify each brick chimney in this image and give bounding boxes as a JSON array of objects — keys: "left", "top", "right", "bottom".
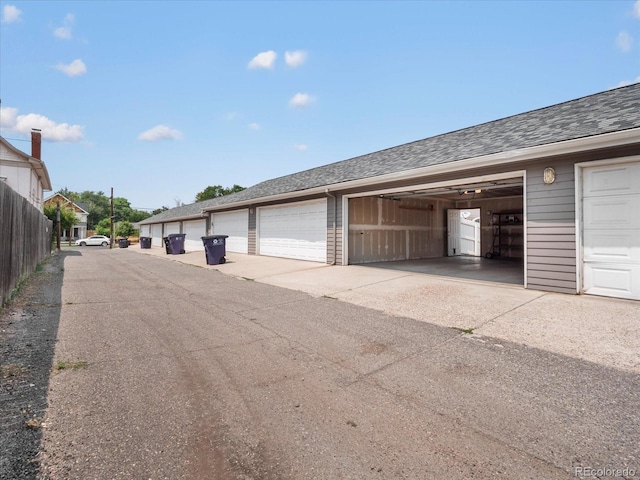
[{"left": 31, "top": 129, "right": 42, "bottom": 160}]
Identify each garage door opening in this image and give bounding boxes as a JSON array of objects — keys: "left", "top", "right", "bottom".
[{"left": 347, "top": 175, "right": 524, "bottom": 285}]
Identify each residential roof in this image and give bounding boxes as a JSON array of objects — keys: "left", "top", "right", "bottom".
[
  {"left": 0, "top": 135, "right": 52, "bottom": 191},
  {"left": 140, "top": 84, "right": 640, "bottom": 225}
]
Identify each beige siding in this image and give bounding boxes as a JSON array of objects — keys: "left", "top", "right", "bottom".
[
  {"left": 526, "top": 161, "right": 577, "bottom": 293},
  {"left": 326, "top": 194, "right": 343, "bottom": 265},
  {"left": 248, "top": 208, "right": 257, "bottom": 255}
]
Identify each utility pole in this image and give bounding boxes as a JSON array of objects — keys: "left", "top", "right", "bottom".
[
  {"left": 110, "top": 187, "right": 114, "bottom": 249},
  {"left": 56, "top": 201, "right": 61, "bottom": 251}
]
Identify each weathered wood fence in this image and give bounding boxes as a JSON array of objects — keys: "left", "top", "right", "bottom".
[{"left": 0, "top": 182, "right": 53, "bottom": 305}]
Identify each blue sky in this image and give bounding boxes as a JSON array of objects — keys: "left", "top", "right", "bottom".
[{"left": 1, "top": 1, "right": 639, "bottom": 211}]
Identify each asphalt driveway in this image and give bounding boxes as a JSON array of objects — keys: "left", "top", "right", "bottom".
[{"left": 2, "top": 248, "right": 638, "bottom": 479}]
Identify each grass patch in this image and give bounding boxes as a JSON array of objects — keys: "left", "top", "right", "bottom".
[
  {"left": 25, "top": 418, "right": 42, "bottom": 430},
  {"left": 54, "top": 360, "right": 88, "bottom": 371},
  {"left": 322, "top": 295, "right": 338, "bottom": 300},
  {"left": 242, "top": 277, "right": 254, "bottom": 281},
  {"left": 452, "top": 327, "right": 474, "bottom": 334}
]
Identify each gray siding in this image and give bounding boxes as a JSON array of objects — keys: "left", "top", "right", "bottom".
[
  {"left": 326, "top": 194, "right": 342, "bottom": 265},
  {"left": 526, "top": 160, "right": 577, "bottom": 294},
  {"left": 248, "top": 208, "right": 257, "bottom": 255}
]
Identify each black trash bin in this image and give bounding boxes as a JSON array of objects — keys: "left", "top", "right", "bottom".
[
  {"left": 165, "top": 233, "right": 186, "bottom": 254},
  {"left": 117, "top": 238, "right": 130, "bottom": 248},
  {"left": 139, "top": 236, "right": 152, "bottom": 249},
  {"left": 201, "top": 235, "right": 228, "bottom": 265}
]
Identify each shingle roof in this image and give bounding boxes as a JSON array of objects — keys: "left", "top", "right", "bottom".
[{"left": 141, "top": 84, "right": 640, "bottom": 224}]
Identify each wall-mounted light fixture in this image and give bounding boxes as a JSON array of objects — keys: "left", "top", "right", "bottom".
[{"left": 543, "top": 167, "right": 556, "bottom": 184}]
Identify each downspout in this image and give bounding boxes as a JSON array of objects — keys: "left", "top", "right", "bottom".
[{"left": 325, "top": 189, "right": 337, "bottom": 265}]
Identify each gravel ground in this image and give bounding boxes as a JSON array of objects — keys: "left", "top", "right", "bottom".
[{"left": 0, "top": 253, "right": 63, "bottom": 480}]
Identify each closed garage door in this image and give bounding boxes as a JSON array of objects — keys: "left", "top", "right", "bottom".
[
  {"left": 212, "top": 210, "right": 248, "bottom": 253},
  {"left": 258, "top": 200, "right": 327, "bottom": 262},
  {"left": 183, "top": 220, "right": 206, "bottom": 251},
  {"left": 140, "top": 225, "right": 150, "bottom": 238},
  {"left": 165, "top": 222, "right": 180, "bottom": 235},
  {"left": 151, "top": 224, "right": 163, "bottom": 247},
  {"left": 582, "top": 160, "right": 640, "bottom": 300}
]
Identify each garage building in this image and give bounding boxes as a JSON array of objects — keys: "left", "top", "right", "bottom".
[{"left": 139, "top": 84, "right": 640, "bottom": 300}]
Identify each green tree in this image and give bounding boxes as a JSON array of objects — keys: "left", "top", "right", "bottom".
[
  {"left": 115, "top": 221, "right": 135, "bottom": 238},
  {"left": 95, "top": 218, "right": 111, "bottom": 236},
  {"left": 195, "top": 184, "right": 245, "bottom": 202},
  {"left": 113, "top": 197, "right": 133, "bottom": 223},
  {"left": 129, "top": 209, "right": 151, "bottom": 222},
  {"left": 44, "top": 203, "right": 78, "bottom": 244},
  {"left": 56, "top": 187, "right": 78, "bottom": 202},
  {"left": 152, "top": 206, "right": 169, "bottom": 216},
  {"left": 75, "top": 191, "right": 110, "bottom": 229}
]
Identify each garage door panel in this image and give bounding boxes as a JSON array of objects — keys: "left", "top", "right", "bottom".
[
  {"left": 583, "top": 163, "right": 640, "bottom": 196},
  {"left": 583, "top": 196, "right": 640, "bottom": 229},
  {"left": 259, "top": 201, "right": 327, "bottom": 262},
  {"left": 212, "top": 210, "right": 248, "bottom": 254},
  {"left": 583, "top": 263, "right": 639, "bottom": 300},
  {"left": 584, "top": 230, "right": 640, "bottom": 262},
  {"left": 165, "top": 222, "right": 180, "bottom": 235},
  {"left": 183, "top": 220, "right": 206, "bottom": 251}
]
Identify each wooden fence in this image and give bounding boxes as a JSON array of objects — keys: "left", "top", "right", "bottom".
[{"left": 0, "top": 182, "right": 53, "bottom": 305}]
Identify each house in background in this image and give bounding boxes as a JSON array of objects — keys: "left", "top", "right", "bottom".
[
  {"left": 43, "top": 193, "right": 89, "bottom": 241},
  {"left": 0, "top": 130, "right": 52, "bottom": 211},
  {"left": 140, "top": 84, "right": 640, "bottom": 301}
]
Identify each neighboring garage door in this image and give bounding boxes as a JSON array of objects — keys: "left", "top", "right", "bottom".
[
  {"left": 151, "top": 224, "right": 163, "bottom": 247},
  {"left": 165, "top": 222, "right": 180, "bottom": 235},
  {"left": 582, "top": 160, "right": 640, "bottom": 300},
  {"left": 212, "top": 210, "right": 248, "bottom": 253},
  {"left": 183, "top": 219, "right": 206, "bottom": 251},
  {"left": 258, "top": 200, "right": 327, "bottom": 262},
  {"left": 140, "top": 225, "right": 150, "bottom": 238}
]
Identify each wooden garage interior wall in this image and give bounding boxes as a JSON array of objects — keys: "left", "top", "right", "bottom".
[
  {"left": 348, "top": 196, "right": 454, "bottom": 263},
  {"left": 526, "top": 159, "right": 577, "bottom": 294},
  {"left": 348, "top": 194, "right": 524, "bottom": 264}
]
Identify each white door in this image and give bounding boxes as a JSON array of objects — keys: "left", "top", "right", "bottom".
[
  {"left": 183, "top": 220, "right": 206, "bottom": 251},
  {"left": 140, "top": 225, "right": 150, "bottom": 237},
  {"left": 582, "top": 161, "right": 640, "bottom": 300},
  {"left": 212, "top": 210, "right": 249, "bottom": 253},
  {"left": 448, "top": 209, "right": 481, "bottom": 256},
  {"left": 151, "top": 224, "right": 163, "bottom": 247},
  {"left": 258, "top": 200, "right": 327, "bottom": 262}
]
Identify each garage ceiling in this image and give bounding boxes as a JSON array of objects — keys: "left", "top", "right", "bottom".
[{"left": 381, "top": 178, "right": 523, "bottom": 201}]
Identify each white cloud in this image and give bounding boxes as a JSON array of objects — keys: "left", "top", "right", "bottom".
[
  {"left": 54, "top": 13, "right": 74, "bottom": 39},
  {"left": 615, "top": 76, "right": 640, "bottom": 88},
  {"left": 248, "top": 122, "right": 261, "bottom": 130},
  {"left": 54, "top": 59, "right": 87, "bottom": 77},
  {"left": 634, "top": 0, "right": 640, "bottom": 18},
  {"left": 0, "top": 106, "right": 84, "bottom": 142},
  {"left": 285, "top": 50, "right": 307, "bottom": 68},
  {"left": 224, "top": 112, "right": 242, "bottom": 121},
  {"left": 1, "top": 5, "right": 21, "bottom": 23},
  {"left": 289, "top": 92, "right": 315, "bottom": 108},
  {"left": 295, "top": 144, "right": 308, "bottom": 151},
  {"left": 616, "top": 31, "right": 633, "bottom": 52},
  {"left": 248, "top": 50, "right": 277, "bottom": 69},
  {"left": 137, "top": 125, "right": 183, "bottom": 142}
]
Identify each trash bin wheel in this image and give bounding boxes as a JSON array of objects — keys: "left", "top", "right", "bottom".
[
  {"left": 485, "top": 252, "right": 492, "bottom": 259},
  {"left": 219, "top": 257, "right": 226, "bottom": 264},
  {"left": 180, "top": 249, "right": 185, "bottom": 254}
]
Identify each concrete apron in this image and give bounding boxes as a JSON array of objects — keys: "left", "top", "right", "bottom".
[{"left": 127, "top": 246, "right": 640, "bottom": 374}]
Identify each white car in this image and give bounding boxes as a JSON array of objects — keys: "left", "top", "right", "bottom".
[{"left": 75, "top": 235, "right": 110, "bottom": 247}]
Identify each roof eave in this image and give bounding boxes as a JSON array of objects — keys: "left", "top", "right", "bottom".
[{"left": 201, "top": 127, "right": 640, "bottom": 212}]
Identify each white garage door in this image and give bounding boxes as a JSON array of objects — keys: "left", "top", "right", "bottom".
[
  {"left": 165, "top": 222, "right": 180, "bottom": 235},
  {"left": 140, "top": 225, "right": 150, "bottom": 238},
  {"left": 212, "top": 210, "right": 248, "bottom": 253},
  {"left": 258, "top": 200, "right": 327, "bottom": 262},
  {"left": 183, "top": 220, "right": 206, "bottom": 251},
  {"left": 151, "top": 224, "right": 163, "bottom": 247},
  {"left": 582, "top": 160, "right": 640, "bottom": 300}
]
